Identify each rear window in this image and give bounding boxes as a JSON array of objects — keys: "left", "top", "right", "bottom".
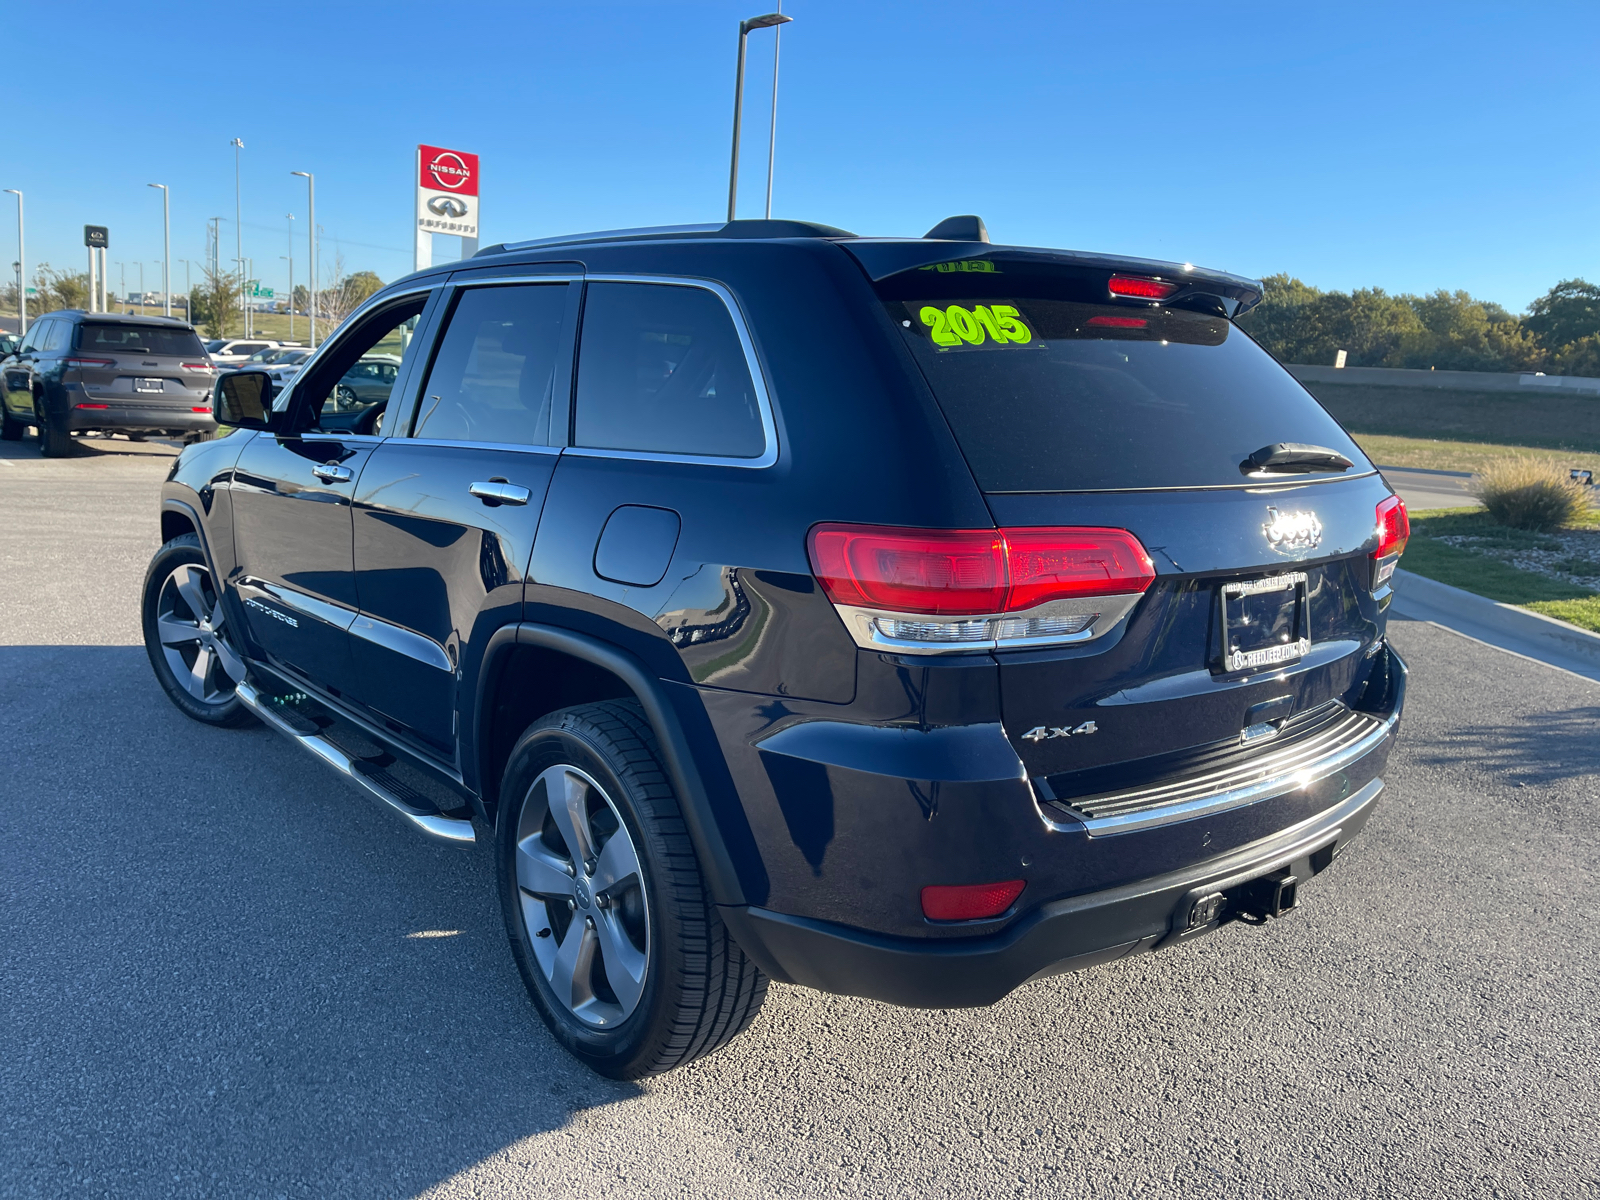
[
  {"left": 880, "top": 264, "right": 1367, "bottom": 492},
  {"left": 76, "top": 323, "right": 206, "bottom": 358}
]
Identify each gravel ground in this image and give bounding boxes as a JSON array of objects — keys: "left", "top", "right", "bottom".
[{"left": 2, "top": 437, "right": 1597, "bottom": 1199}]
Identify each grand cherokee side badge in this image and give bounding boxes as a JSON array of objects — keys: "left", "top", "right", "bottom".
[
  {"left": 1021, "top": 721, "right": 1097, "bottom": 743},
  {"left": 1263, "top": 506, "right": 1322, "bottom": 553}
]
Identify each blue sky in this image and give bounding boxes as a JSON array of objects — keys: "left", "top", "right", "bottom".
[{"left": 8, "top": 1, "right": 1597, "bottom": 311}]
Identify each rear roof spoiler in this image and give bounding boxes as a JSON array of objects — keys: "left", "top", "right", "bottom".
[{"left": 841, "top": 240, "right": 1264, "bottom": 316}]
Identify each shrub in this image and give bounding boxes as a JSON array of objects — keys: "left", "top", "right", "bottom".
[{"left": 1470, "top": 457, "right": 1591, "bottom": 531}]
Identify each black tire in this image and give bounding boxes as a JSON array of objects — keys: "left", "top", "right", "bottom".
[
  {"left": 141, "top": 533, "right": 255, "bottom": 727},
  {"left": 126, "top": 432, "right": 148, "bottom": 442},
  {"left": 496, "top": 700, "right": 767, "bottom": 1079},
  {"left": 36, "top": 402, "right": 71, "bottom": 457},
  {"left": 0, "top": 405, "right": 21, "bottom": 441}
]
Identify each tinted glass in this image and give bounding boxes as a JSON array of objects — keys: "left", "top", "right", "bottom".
[
  {"left": 574, "top": 282, "right": 764, "bottom": 458},
  {"left": 298, "top": 300, "right": 425, "bottom": 433},
  {"left": 77, "top": 323, "right": 206, "bottom": 357},
  {"left": 22, "top": 320, "right": 50, "bottom": 352},
  {"left": 881, "top": 267, "right": 1367, "bottom": 492},
  {"left": 413, "top": 284, "right": 568, "bottom": 446},
  {"left": 43, "top": 322, "right": 69, "bottom": 352}
]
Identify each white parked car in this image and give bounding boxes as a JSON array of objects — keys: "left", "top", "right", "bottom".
[
  {"left": 204, "top": 338, "right": 282, "bottom": 366},
  {"left": 263, "top": 349, "right": 317, "bottom": 384}
]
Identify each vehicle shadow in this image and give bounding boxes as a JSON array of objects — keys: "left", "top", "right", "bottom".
[
  {"left": 0, "top": 434, "right": 181, "bottom": 461},
  {"left": 0, "top": 644, "right": 641, "bottom": 1198},
  {"left": 1406, "top": 702, "right": 1600, "bottom": 785}
]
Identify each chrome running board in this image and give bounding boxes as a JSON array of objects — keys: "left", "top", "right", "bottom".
[{"left": 236, "top": 681, "right": 476, "bottom": 845}]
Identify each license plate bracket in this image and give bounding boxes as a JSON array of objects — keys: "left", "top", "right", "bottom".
[
  {"left": 134, "top": 378, "right": 164, "bottom": 394},
  {"left": 1219, "top": 571, "right": 1310, "bottom": 673}
]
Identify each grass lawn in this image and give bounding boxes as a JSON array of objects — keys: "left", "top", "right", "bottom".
[
  {"left": 1304, "top": 379, "right": 1600, "bottom": 453},
  {"left": 1401, "top": 507, "right": 1600, "bottom": 633},
  {"left": 1351, "top": 433, "right": 1600, "bottom": 477}
]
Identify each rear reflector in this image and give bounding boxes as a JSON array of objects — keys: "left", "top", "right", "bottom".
[
  {"left": 63, "top": 357, "right": 115, "bottom": 369},
  {"left": 1107, "top": 276, "right": 1179, "bottom": 300},
  {"left": 1086, "top": 315, "right": 1149, "bottom": 328},
  {"left": 75, "top": 403, "right": 110, "bottom": 410},
  {"left": 921, "top": 880, "right": 1025, "bottom": 922},
  {"left": 191, "top": 406, "right": 211, "bottom": 413},
  {"left": 807, "top": 525, "right": 1154, "bottom": 617}
]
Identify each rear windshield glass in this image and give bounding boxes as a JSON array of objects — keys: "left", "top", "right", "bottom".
[
  {"left": 879, "top": 263, "right": 1367, "bottom": 492},
  {"left": 76, "top": 323, "right": 206, "bottom": 358}
]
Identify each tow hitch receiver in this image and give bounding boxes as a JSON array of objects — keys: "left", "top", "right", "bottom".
[{"left": 1236, "top": 870, "right": 1300, "bottom": 921}]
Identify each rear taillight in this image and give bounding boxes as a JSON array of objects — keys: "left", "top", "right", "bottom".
[
  {"left": 181, "top": 362, "right": 213, "bottom": 372},
  {"left": 74, "top": 403, "right": 110, "bottom": 410},
  {"left": 62, "top": 356, "right": 115, "bottom": 370},
  {"left": 921, "top": 880, "right": 1025, "bottom": 922},
  {"left": 1107, "top": 276, "right": 1179, "bottom": 300},
  {"left": 807, "top": 524, "right": 1155, "bottom": 652},
  {"left": 1372, "top": 494, "right": 1410, "bottom": 588},
  {"left": 191, "top": 406, "right": 211, "bottom": 413}
]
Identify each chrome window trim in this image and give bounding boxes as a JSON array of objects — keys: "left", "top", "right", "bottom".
[
  {"left": 831, "top": 593, "right": 1145, "bottom": 655},
  {"left": 272, "top": 282, "right": 439, "bottom": 414},
  {"left": 1037, "top": 707, "right": 1400, "bottom": 838},
  {"left": 566, "top": 274, "right": 780, "bottom": 470},
  {"left": 386, "top": 436, "right": 562, "bottom": 456},
  {"left": 448, "top": 273, "right": 581, "bottom": 287}
]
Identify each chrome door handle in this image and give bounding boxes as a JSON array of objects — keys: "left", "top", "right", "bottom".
[
  {"left": 311, "top": 463, "right": 353, "bottom": 483},
  {"left": 469, "top": 481, "right": 531, "bottom": 506}
]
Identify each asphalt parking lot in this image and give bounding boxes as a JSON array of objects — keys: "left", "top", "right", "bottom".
[{"left": 3, "top": 436, "right": 1598, "bottom": 1199}]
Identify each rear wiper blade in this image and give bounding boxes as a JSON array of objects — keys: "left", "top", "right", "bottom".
[{"left": 1241, "top": 442, "right": 1354, "bottom": 475}]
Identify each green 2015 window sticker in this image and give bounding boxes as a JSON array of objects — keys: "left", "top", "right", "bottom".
[{"left": 919, "top": 303, "right": 1033, "bottom": 348}]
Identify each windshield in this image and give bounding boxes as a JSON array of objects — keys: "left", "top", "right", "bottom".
[
  {"left": 880, "top": 263, "right": 1368, "bottom": 492},
  {"left": 76, "top": 323, "right": 207, "bottom": 358}
]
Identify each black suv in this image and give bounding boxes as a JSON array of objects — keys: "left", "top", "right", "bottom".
[
  {"left": 141, "top": 217, "right": 1409, "bottom": 1078},
  {"left": 2, "top": 311, "right": 217, "bottom": 453}
]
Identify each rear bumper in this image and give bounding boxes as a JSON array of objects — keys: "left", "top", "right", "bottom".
[
  {"left": 721, "top": 775, "right": 1384, "bottom": 1007},
  {"left": 67, "top": 402, "right": 215, "bottom": 433}
]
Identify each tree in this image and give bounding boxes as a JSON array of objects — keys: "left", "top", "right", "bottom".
[
  {"left": 21, "top": 264, "right": 92, "bottom": 315},
  {"left": 1524, "top": 279, "right": 1600, "bottom": 350},
  {"left": 344, "top": 271, "right": 383, "bottom": 307},
  {"left": 197, "top": 265, "right": 242, "bottom": 339}
]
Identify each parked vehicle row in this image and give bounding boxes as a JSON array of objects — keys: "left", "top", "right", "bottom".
[{"left": 145, "top": 215, "right": 1408, "bottom": 1080}]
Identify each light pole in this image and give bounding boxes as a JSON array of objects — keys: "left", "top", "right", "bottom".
[
  {"left": 138, "top": 262, "right": 145, "bottom": 310},
  {"left": 291, "top": 171, "right": 315, "bottom": 346},
  {"left": 230, "top": 138, "right": 246, "bottom": 336},
  {"left": 2, "top": 189, "right": 22, "bottom": 333},
  {"left": 280, "top": 254, "right": 295, "bottom": 340},
  {"left": 727, "top": 12, "right": 792, "bottom": 222},
  {"left": 147, "top": 183, "right": 170, "bottom": 315},
  {"left": 764, "top": 4, "right": 787, "bottom": 219},
  {"left": 116, "top": 262, "right": 126, "bottom": 310},
  {"left": 179, "top": 259, "right": 193, "bottom": 325}
]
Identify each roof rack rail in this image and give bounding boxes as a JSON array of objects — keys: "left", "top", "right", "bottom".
[{"left": 474, "top": 218, "right": 856, "bottom": 258}]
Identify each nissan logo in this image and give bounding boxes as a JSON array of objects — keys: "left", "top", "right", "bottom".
[{"left": 427, "top": 196, "right": 469, "bottom": 218}]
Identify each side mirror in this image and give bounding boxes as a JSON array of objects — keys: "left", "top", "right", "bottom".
[{"left": 215, "top": 369, "right": 276, "bottom": 430}]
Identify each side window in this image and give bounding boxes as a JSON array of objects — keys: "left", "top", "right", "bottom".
[
  {"left": 284, "top": 295, "right": 427, "bottom": 434},
  {"left": 43, "top": 322, "right": 69, "bottom": 352},
  {"left": 19, "top": 321, "right": 47, "bottom": 352},
  {"left": 412, "top": 283, "right": 569, "bottom": 446},
  {"left": 573, "top": 282, "right": 764, "bottom": 459}
]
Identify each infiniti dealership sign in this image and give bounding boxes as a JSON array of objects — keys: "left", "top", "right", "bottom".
[{"left": 414, "top": 143, "right": 480, "bottom": 269}]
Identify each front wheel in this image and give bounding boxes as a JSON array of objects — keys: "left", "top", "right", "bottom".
[
  {"left": 496, "top": 701, "right": 767, "bottom": 1079},
  {"left": 141, "top": 533, "right": 254, "bottom": 726}
]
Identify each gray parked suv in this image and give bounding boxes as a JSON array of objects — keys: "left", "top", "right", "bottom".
[{"left": 1, "top": 311, "right": 218, "bottom": 454}]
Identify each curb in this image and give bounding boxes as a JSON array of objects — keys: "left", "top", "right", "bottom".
[{"left": 1390, "top": 568, "right": 1600, "bottom": 683}]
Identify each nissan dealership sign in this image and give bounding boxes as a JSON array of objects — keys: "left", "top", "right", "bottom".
[{"left": 414, "top": 144, "right": 480, "bottom": 268}]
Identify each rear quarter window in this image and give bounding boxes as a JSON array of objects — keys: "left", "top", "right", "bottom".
[{"left": 880, "top": 266, "right": 1368, "bottom": 492}]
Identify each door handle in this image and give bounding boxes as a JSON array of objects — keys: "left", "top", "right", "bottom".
[
  {"left": 311, "top": 463, "right": 353, "bottom": 483},
  {"left": 469, "top": 481, "right": 531, "bottom": 506}
]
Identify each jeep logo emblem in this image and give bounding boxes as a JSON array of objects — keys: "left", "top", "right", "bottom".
[{"left": 1263, "top": 506, "right": 1322, "bottom": 553}]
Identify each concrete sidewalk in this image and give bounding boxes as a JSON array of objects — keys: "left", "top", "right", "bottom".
[{"left": 1389, "top": 568, "right": 1600, "bottom": 684}]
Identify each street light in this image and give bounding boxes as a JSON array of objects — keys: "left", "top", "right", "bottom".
[
  {"left": 2, "top": 189, "right": 22, "bottom": 333},
  {"left": 147, "top": 183, "right": 170, "bottom": 316},
  {"left": 280, "top": 254, "right": 295, "bottom": 341},
  {"left": 115, "top": 262, "right": 126, "bottom": 310},
  {"left": 291, "top": 171, "right": 315, "bottom": 347},
  {"left": 179, "top": 259, "right": 194, "bottom": 325},
  {"left": 230, "top": 138, "right": 246, "bottom": 336},
  {"left": 727, "top": 12, "right": 792, "bottom": 222}
]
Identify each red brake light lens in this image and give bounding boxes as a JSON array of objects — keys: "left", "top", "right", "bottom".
[
  {"left": 921, "top": 880, "right": 1025, "bottom": 922},
  {"left": 1375, "top": 494, "right": 1410, "bottom": 559},
  {"left": 74, "top": 403, "right": 110, "bottom": 410},
  {"left": 181, "top": 362, "right": 213, "bottom": 371},
  {"left": 1107, "top": 276, "right": 1179, "bottom": 300},
  {"left": 1085, "top": 315, "right": 1149, "bottom": 328},
  {"left": 807, "top": 525, "right": 1155, "bottom": 616},
  {"left": 63, "top": 356, "right": 115, "bottom": 369}
]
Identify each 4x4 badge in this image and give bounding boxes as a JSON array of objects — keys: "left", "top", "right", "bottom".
[
  {"left": 1263, "top": 506, "right": 1322, "bottom": 553},
  {"left": 1020, "top": 721, "right": 1098, "bottom": 743}
]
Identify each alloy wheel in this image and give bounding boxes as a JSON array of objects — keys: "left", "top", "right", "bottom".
[
  {"left": 154, "top": 563, "right": 246, "bottom": 705},
  {"left": 514, "top": 764, "right": 650, "bottom": 1028}
]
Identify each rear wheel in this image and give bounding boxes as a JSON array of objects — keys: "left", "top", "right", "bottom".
[
  {"left": 141, "top": 533, "right": 253, "bottom": 727},
  {"left": 496, "top": 701, "right": 767, "bottom": 1079},
  {"left": 36, "top": 401, "right": 71, "bottom": 457}
]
